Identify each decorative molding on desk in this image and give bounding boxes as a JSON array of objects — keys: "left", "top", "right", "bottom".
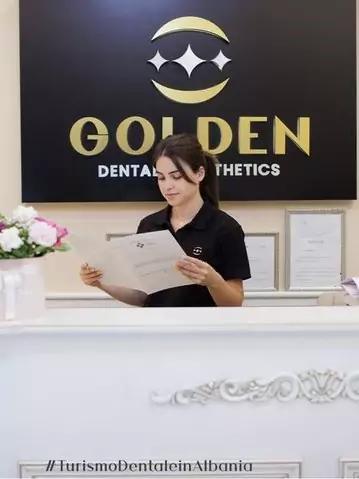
[
  {"left": 151, "top": 369, "right": 359, "bottom": 406},
  {"left": 1, "top": 307, "right": 359, "bottom": 334},
  {"left": 339, "top": 459, "right": 359, "bottom": 478},
  {"left": 18, "top": 460, "right": 302, "bottom": 478},
  {"left": 45, "top": 290, "right": 337, "bottom": 308},
  {"left": 46, "top": 291, "right": 329, "bottom": 299}
]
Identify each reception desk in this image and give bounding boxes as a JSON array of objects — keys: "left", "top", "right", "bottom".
[{"left": 1, "top": 306, "right": 359, "bottom": 478}]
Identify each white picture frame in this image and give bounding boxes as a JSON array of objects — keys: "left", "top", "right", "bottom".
[
  {"left": 18, "top": 459, "right": 302, "bottom": 478},
  {"left": 244, "top": 233, "right": 279, "bottom": 291},
  {"left": 105, "top": 232, "right": 133, "bottom": 241},
  {"left": 285, "top": 210, "right": 345, "bottom": 291}
]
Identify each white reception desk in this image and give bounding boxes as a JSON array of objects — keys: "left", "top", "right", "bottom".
[{"left": 1, "top": 306, "right": 359, "bottom": 479}]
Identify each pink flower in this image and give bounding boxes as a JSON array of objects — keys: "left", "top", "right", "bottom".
[
  {"left": 0, "top": 221, "right": 6, "bottom": 232},
  {"left": 35, "top": 217, "right": 68, "bottom": 246},
  {"left": 29, "top": 221, "right": 57, "bottom": 247}
]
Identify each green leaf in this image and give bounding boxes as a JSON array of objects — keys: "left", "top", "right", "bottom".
[{"left": 55, "top": 243, "right": 71, "bottom": 252}]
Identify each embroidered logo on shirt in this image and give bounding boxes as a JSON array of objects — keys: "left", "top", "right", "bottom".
[
  {"left": 192, "top": 246, "right": 202, "bottom": 256},
  {"left": 136, "top": 242, "right": 144, "bottom": 248}
]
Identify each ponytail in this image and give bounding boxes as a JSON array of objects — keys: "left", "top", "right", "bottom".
[{"left": 200, "top": 152, "right": 220, "bottom": 208}]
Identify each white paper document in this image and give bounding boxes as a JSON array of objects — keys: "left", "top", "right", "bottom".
[
  {"left": 71, "top": 230, "right": 194, "bottom": 294},
  {"left": 244, "top": 235, "right": 277, "bottom": 290},
  {"left": 288, "top": 213, "right": 343, "bottom": 289},
  {"left": 341, "top": 277, "right": 359, "bottom": 298}
]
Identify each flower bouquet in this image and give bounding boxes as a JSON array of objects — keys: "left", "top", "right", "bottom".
[
  {"left": 0, "top": 205, "right": 69, "bottom": 258},
  {"left": 0, "top": 205, "right": 70, "bottom": 321}
]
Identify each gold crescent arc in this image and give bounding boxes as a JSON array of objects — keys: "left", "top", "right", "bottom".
[
  {"left": 151, "top": 79, "right": 229, "bottom": 104},
  {"left": 151, "top": 16, "right": 229, "bottom": 43}
]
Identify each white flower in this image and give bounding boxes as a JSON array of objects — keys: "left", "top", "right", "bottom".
[
  {"left": 11, "top": 205, "right": 38, "bottom": 225},
  {"left": 28, "top": 221, "right": 57, "bottom": 247},
  {"left": 0, "top": 227, "right": 23, "bottom": 252}
]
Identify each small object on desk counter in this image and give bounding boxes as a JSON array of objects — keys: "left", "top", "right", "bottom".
[{"left": 341, "top": 277, "right": 359, "bottom": 298}]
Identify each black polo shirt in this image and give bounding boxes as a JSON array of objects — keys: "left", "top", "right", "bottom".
[{"left": 136, "top": 200, "right": 251, "bottom": 307}]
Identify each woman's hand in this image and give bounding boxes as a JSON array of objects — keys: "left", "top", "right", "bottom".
[
  {"left": 80, "top": 263, "right": 103, "bottom": 288},
  {"left": 175, "top": 256, "right": 224, "bottom": 288}
]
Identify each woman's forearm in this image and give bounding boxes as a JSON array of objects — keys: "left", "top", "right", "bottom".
[
  {"left": 98, "top": 283, "right": 147, "bottom": 307},
  {"left": 207, "top": 278, "right": 244, "bottom": 306}
]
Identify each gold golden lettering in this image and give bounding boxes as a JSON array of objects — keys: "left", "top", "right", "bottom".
[
  {"left": 197, "top": 117, "right": 232, "bottom": 154},
  {"left": 162, "top": 117, "right": 174, "bottom": 138},
  {"left": 69, "top": 115, "right": 311, "bottom": 158},
  {"left": 69, "top": 117, "right": 109, "bottom": 156},
  {"left": 273, "top": 116, "right": 310, "bottom": 155},
  {"left": 116, "top": 116, "right": 155, "bottom": 155},
  {"left": 239, "top": 117, "right": 268, "bottom": 154}
]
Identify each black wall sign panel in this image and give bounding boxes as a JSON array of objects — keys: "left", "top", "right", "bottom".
[{"left": 20, "top": 0, "right": 356, "bottom": 202}]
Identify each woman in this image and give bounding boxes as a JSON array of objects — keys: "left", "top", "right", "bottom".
[{"left": 80, "top": 133, "right": 251, "bottom": 306}]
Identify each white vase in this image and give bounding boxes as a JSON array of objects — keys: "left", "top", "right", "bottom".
[{"left": 0, "top": 257, "right": 46, "bottom": 321}]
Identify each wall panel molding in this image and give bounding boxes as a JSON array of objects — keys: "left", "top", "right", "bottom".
[{"left": 152, "top": 370, "right": 359, "bottom": 406}]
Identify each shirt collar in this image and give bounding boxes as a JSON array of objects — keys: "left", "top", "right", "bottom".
[{"left": 152, "top": 200, "right": 216, "bottom": 230}]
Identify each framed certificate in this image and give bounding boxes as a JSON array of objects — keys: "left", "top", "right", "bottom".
[
  {"left": 285, "top": 210, "right": 345, "bottom": 290},
  {"left": 244, "top": 233, "right": 279, "bottom": 291},
  {"left": 105, "top": 232, "right": 133, "bottom": 241}
]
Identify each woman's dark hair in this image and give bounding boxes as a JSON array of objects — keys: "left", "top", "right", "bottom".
[{"left": 152, "top": 133, "right": 220, "bottom": 208}]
